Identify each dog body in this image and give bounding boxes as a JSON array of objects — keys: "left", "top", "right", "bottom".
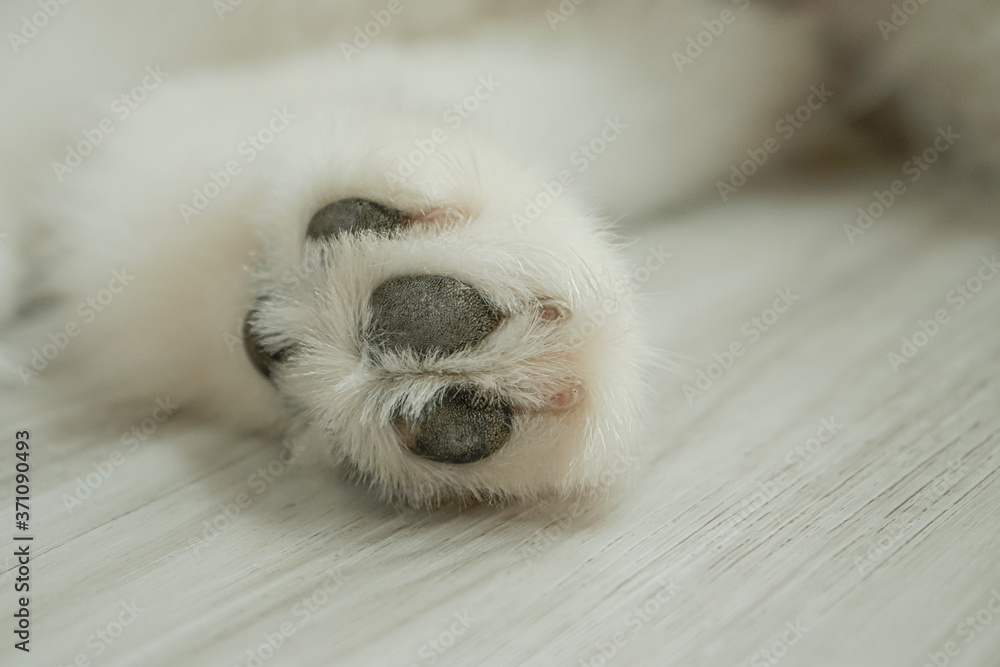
[{"left": 0, "top": 0, "right": 995, "bottom": 504}]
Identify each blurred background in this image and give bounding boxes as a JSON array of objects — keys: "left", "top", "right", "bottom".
[{"left": 1, "top": 2, "right": 999, "bottom": 666}]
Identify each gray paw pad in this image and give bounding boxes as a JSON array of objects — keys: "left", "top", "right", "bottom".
[
  {"left": 367, "top": 275, "right": 501, "bottom": 358},
  {"left": 306, "top": 197, "right": 408, "bottom": 240},
  {"left": 396, "top": 388, "right": 512, "bottom": 464}
]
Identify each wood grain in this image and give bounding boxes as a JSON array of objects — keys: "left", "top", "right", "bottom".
[{"left": 2, "top": 175, "right": 998, "bottom": 667}]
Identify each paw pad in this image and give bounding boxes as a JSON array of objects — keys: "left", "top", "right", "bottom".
[
  {"left": 306, "top": 197, "right": 409, "bottom": 240},
  {"left": 394, "top": 388, "right": 512, "bottom": 464},
  {"left": 367, "top": 275, "right": 501, "bottom": 358}
]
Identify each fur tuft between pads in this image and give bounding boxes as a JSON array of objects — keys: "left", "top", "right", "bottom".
[
  {"left": 246, "top": 135, "right": 646, "bottom": 507},
  {"left": 11, "top": 49, "right": 648, "bottom": 508}
]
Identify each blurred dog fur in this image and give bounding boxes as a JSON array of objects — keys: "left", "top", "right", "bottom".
[{"left": 0, "top": 0, "right": 997, "bottom": 505}]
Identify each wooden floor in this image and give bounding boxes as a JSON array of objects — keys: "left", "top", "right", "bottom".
[{"left": 2, "top": 174, "right": 999, "bottom": 666}]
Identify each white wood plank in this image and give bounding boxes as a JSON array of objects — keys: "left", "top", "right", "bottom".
[{"left": 1, "top": 175, "right": 998, "bottom": 667}]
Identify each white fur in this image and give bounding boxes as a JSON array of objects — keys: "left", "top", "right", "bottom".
[{"left": 1, "top": 0, "right": 997, "bottom": 505}]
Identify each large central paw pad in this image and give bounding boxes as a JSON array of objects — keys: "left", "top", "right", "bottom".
[
  {"left": 368, "top": 275, "right": 502, "bottom": 359},
  {"left": 247, "top": 188, "right": 642, "bottom": 506}
]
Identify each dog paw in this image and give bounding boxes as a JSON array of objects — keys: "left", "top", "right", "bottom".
[{"left": 242, "top": 152, "right": 644, "bottom": 506}]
